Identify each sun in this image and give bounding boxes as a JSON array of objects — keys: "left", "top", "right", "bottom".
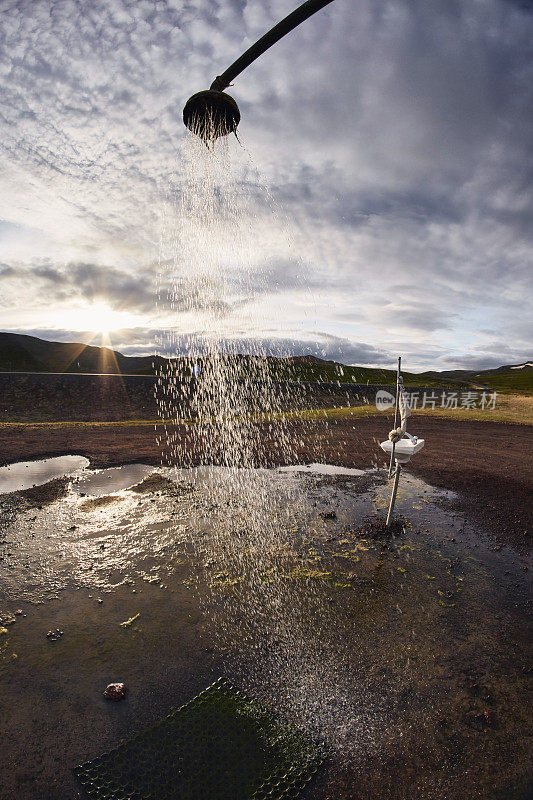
[
  {"left": 57, "top": 303, "right": 137, "bottom": 337},
  {"left": 89, "top": 303, "right": 117, "bottom": 335}
]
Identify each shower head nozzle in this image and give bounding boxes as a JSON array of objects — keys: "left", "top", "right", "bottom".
[{"left": 183, "top": 90, "right": 240, "bottom": 141}]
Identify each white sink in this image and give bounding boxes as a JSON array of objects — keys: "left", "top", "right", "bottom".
[{"left": 380, "top": 436, "right": 425, "bottom": 464}]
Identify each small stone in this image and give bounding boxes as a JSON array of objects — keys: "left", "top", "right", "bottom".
[
  {"left": 46, "top": 629, "right": 63, "bottom": 641},
  {"left": 15, "top": 610, "right": 23, "bottom": 615},
  {"left": 104, "top": 682, "right": 127, "bottom": 701},
  {"left": 97, "top": 599, "right": 103, "bottom": 604}
]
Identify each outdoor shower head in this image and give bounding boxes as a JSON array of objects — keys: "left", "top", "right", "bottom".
[
  {"left": 182, "top": 90, "right": 241, "bottom": 141},
  {"left": 182, "top": 2, "right": 335, "bottom": 142}
]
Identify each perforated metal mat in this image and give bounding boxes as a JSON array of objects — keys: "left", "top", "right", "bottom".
[{"left": 76, "top": 678, "right": 324, "bottom": 800}]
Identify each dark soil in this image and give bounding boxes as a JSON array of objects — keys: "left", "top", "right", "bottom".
[
  {"left": 6, "top": 476, "right": 70, "bottom": 508},
  {"left": 0, "top": 415, "right": 531, "bottom": 546}
]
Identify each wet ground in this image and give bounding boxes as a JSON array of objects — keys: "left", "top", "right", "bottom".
[
  {"left": 0, "top": 459, "right": 531, "bottom": 800},
  {"left": 2, "top": 415, "right": 531, "bottom": 545}
]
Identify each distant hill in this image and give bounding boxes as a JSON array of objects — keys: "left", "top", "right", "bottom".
[
  {"left": 266, "top": 355, "right": 461, "bottom": 389},
  {"left": 0, "top": 332, "right": 167, "bottom": 375},
  {"left": 421, "top": 362, "right": 533, "bottom": 395},
  {"left": 0, "top": 332, "right": 530, "bottom": 393},
  {"left": 0, "top": 332, "right": 455, "bottom": 387}
]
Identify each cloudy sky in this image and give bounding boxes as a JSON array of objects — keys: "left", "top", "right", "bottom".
[{"left": 0, "top": 0, "right": 531, "bottom": 371}]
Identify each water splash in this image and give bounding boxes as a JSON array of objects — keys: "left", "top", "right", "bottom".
[{"left": 155, "top": 122, "right": 373, "bottom": 746}]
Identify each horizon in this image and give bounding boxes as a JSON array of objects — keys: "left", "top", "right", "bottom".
[{"left": 1, "top": 329, "right": 530, "bottom": 374}]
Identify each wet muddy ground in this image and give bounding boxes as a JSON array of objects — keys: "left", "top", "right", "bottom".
[
  {"left": 0, "top": 460, "right": 531, "bottom": 800},
  {"left": 1, "top": 415, "right": 531, "bottom": 546}
]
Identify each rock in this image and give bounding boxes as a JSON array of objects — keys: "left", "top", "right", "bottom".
[
  {"left": 46, "top": 629, "right": 63, "bottom": 641},
  {"left": 104, "top": 682, "right": 126, "bottom": 701}
]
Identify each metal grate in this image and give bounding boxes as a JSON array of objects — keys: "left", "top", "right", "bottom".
[{"left": 76, "top": 678, "right": 324, "bottom": 800}]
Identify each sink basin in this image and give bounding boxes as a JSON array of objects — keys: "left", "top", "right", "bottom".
[{"left": 380, "top": 437, "right": 425, "bottom": 464}]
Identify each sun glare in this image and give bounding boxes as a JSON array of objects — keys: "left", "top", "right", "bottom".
[
  {"left": 89, "top": 303, "right": 116, "bottom": 335},
  {"left": 57, "top": 304, "right": 137, "bottom": 337}
]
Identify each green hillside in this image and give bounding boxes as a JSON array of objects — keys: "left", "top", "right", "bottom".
[
  {"left": 421, "top": 362, "right": 533, "bottom": 395},
  {"left": 471, "top": 366, "right": 533, "bottom": 395},
  {"left": 265, "top": 356, "right": 461, "bottom": 388}
]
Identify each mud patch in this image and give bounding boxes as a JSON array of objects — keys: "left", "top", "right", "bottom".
[
  {"left": 130, "top": 473, "right": 177, "bottom": 493},
  {"left": 78, "top": 495, "right": 119, "bottom": 512},
  {"left": 356, "top": 514, "right": 406, "bottom": 538},
  {"left": 17, "top": 477, "right": 70, "bottom": 507}
]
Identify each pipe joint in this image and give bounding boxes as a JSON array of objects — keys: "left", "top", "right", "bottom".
[{"left": 209, "top": 76, "right": 227, "bottom": 92}]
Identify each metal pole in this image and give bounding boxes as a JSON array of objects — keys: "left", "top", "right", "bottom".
[
  {"left": 388, "top": 356, "right": 401, "bottom": 478},
  {"left": 386, "top": 461, "right": 401, "bottom": 527},
  {"left": 210, "top": 0, "right": 336, "bottom": 92}
]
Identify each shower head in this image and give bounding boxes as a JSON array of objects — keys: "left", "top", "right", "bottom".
[
  {"left": 182, "top": 90, "right": 240, "bottom": 141},
  {"left": 182, "top": 1, "right": 336, "bottom": 141}
]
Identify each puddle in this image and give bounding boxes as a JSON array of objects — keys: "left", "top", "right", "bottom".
[
  {"left": 373, "top": 470, "right": 458, "bottom": 506},
  {"left": 74, "top": 464, "right": 154, "bottom": 497},
  {"left": 278, "top": 463, "right": 367, "bottom": 477},
  {"left": 0, "top": 461, "right": 530, "bottom": 800},
  {"left": 0, "top": 456, "right": 89, "bottom": 494}
]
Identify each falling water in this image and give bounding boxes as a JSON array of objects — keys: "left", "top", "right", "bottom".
[
  {"left": 154, "top": 116, "right": 377, "bottom": 756},
  {"left": 156, "top": 112, "right": 309, "bottom": 509}
]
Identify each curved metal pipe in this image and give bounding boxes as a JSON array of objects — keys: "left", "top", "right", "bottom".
[
  {"left": 184, "top": 0, "right": 335, "bottom": 140},
  {"left": 209, "top": 0, "right": 336, "bottom": 92}
]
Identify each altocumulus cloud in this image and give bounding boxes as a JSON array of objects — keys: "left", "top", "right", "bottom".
[{"left": 0, "top": 0, "right": 531, "bottom": 369}]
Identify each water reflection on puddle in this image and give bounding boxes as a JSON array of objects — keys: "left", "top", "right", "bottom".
[
  {"left": 278, "top": 463, "right": 368, "bottom": 477},
  {"left": 0, "top": 455, "right": 89, "bottom": 494},
  {"left": 0, "top": 457, "right": 158, "bottom": 497},
  {"left": 74, "top": 464, "right": 154, "bottom": 496},
  {"left": 0, "top": 458, "right": 375, "bottom": 497}
]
